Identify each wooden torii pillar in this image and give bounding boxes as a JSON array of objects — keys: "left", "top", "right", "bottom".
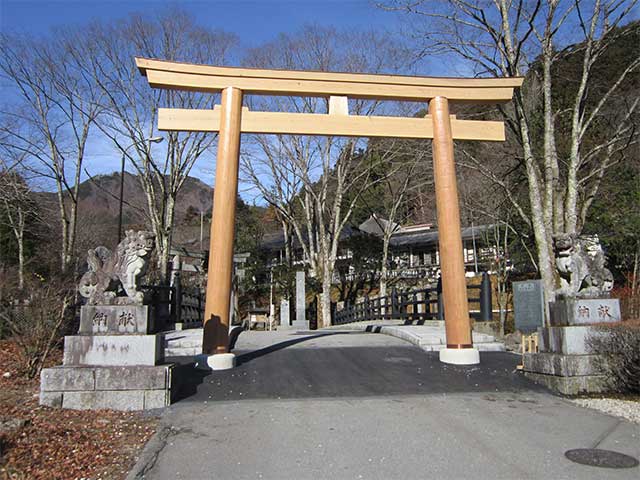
[{"left": 136, "top": 58, "right": 522, "bottom": 369}]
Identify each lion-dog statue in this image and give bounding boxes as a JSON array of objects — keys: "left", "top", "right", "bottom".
[
  {"left": 554, "top": 233, "right": 613, "bottom": 298},
  {"left": 78, "top": 230, "right": 156, "bottom": 305}
]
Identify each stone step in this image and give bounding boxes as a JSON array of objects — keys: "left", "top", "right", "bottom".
[
  {"left": 163, "top": 326, "right": 245, "bottom": 357},
  {"left": 419, "top": 342, "right": 505, "bottom": 352},
  {"left": 165, "top": 337, "right": 202, "bottom": 349},
  {"left": 165, "top": 347, "right": 200, "bottom": 357},
  {"left": 164, "top": 330, "right": 202, "bottom": 357},
  {"left": 476, "top": 342, "right": 506, "bottom": 352},
  {"left": 473, "top": 333, "right": 496, "bottom": 343},
  {"left": 164, "top": 330, "right": 203, "bottom": 347}
]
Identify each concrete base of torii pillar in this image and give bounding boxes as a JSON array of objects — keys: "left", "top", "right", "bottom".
[
  {"left": 439, "top": 348, "right": 480, "bottom": 365},
  {"left": 195, "top": 353, "right": 236, "bottom": 371}
]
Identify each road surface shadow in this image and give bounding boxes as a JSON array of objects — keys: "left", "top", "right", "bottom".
[
  {"left": 234, "top": 331, "right": 357, "bottom": 366},
  {"left": 167, "top": 331, "right": 359, "bottom": 402}
]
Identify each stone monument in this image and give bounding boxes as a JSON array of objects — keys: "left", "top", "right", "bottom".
[
  {"left": 513, "top": 280, "right": 545, "bottom": 333},
  {"left": 524, "top": 234, "right": 620, "bottom": 394},
  {"left": 291, "top": 271, "right": 309, "bottom": 330},
  {"left": 40, "top": 230, "right": 174, "bottom": 410},
  {"left": 279, "top": 298, "right": 290, "bottom": 330}
]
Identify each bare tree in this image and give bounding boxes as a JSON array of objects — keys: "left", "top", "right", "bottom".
[
  {"left": 358, "top": 137, "right": 433, "bottom": 298},
  {"left": 383, "top": 0, "right": 640, "bottom": 302},
  {"left": 242, "top": 137, "right": 303, "bottom": 270},
  {"left": 0, "top": 34, "right": 102, "bottom": 274},
  {"left": 71, "top": 10, "right": 238, "bottom": 281},
  {"left": 0, "top": 156, "right": 39, "bottom": 289},
  {"left": 242, "top": 26, "right": 411, "bottom": 327}
]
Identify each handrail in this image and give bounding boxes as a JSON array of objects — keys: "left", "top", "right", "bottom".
[{"left": 334, "top": 272, "right": 492, "bottom": 325}]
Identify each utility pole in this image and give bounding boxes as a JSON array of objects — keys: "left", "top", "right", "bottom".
[{"left": 200, "top": 210, "right": 204, "bottom": 251}]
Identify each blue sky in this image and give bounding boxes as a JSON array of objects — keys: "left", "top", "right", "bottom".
[
  {"left": 1, "top": 0, "right": 398, "bottom": 47},
  {"left": 1, "top": 0, "right": 419, "bottom": 194},
  {"left": 3, "top": 1, "right": 637, "bottom": 197}
]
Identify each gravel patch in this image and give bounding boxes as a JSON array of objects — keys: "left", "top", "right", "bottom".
[{"left": 571, "top": 397, "right": 640, "bottom": 424}]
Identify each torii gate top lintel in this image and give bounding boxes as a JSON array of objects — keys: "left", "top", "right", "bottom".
[
  {"left": 135, "top": 57, "right": 522, "bottom": 102},
  {"left": 136, "top": 56, "right": 521, "bottom": 368},
  {"left": 136, "top": 57, "right": 523, "bottom": 142}
]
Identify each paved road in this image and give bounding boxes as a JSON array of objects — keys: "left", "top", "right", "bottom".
[{"left": 133, "top": 331, "right": 639, "bottom": 480}]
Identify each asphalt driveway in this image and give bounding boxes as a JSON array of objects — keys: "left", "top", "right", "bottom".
[{"left": 130, "top": 330, "right": 639, "bottom": 480}]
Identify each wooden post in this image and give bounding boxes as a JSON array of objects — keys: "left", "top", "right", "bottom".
[
  {"left": 430, "top": 96, "right": 478, "bottom": 364},
  {"left": 202, "top": 87, "right": 243, "bottom": 356}
]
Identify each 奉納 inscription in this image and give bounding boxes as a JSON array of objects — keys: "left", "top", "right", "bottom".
[
  {"left": 92, "top": 312, "right": 109, "bottom": 333},
  {"left": 117, "top": 311, "right": 137, "bottom": 333},
  {"left": 79, "top": 305, "right": 152, "bottom": 335}
]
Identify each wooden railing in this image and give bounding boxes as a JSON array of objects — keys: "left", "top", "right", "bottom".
[{"left": 333, "top": 272, "right": 492, "bottom": 325}]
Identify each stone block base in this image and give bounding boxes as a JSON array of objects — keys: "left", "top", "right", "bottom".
[
  {"left": 524, "top": 371, "right": 608, "bottom": 396},
  {"left": 523, "top": 352, "right": 606, "bottom": 377},
  {"left": 63, "top": 334, "right": 164, "bottom": 366},
  {"left": 537, "top": 326, "right": 605, "bottom": 355},
  {"left": 40, "top": 364, "right": 174, "bottom": 411}
]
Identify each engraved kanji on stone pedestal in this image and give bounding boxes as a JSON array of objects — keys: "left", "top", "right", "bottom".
[
  {"left": 548, "top": 298, "right": 621, "bottom": 326},
  {"left": 79, "top": 305, "right": 156, "bottom": 334}
]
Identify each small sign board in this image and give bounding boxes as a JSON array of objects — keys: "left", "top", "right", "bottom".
[{"left": 513, "top": 280, "right": 545, "bottom": 333}]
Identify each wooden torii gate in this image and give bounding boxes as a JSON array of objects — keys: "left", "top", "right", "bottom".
[{"left": 136, "top": 57, "right": 522, "bottom": 370}]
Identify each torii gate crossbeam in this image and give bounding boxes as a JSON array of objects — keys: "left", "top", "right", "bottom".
[{"left": 136, "top": 57, "right": 522, "bottom": 370}]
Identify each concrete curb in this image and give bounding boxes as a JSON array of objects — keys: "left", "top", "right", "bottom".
[
  {"left": 126, "top": 423, "right": 175, "bottom": 480},
  {"left": 321, "top": 323, "right": 506, "bottom": 352}
]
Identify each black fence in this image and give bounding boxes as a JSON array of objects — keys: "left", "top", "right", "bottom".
[
  {"left": 140, "top": 283, "right": 204, "bottom": 330},
  {"left": 333, "top": 272, "right": 492, "bottom": 325}
]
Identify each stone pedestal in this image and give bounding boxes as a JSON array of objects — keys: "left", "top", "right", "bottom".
[
  {"left": 62, "top": 334, "right": 164, "bottom": 366},
  {"left": 40, "top": 305, "right": 174, "bottom": 411},
  {"left": 523, "top": 298, "right": 619, "bottom": 395},
  {"left": 291, "top": 320, "right": 310, "bottom": 330}
]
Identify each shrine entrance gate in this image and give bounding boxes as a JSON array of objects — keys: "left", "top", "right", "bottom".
[{"left": 136, "top": 57, "right": 522, "bottom": 369}]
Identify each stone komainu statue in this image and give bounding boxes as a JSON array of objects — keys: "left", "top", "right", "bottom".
[
  {"left": 554, "top": 234, "right": 614, "bottom": 298},
  {"left": 78, "top": 230, "right": 156, "bottom": 305}
]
